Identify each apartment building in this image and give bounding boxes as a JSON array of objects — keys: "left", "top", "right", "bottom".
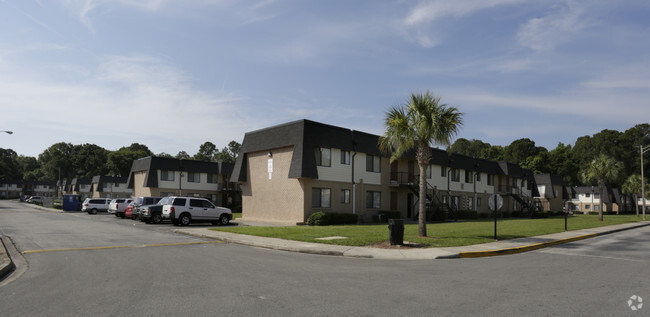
[
  {"left": 90, "top": 176, "right": 132, "bottom": 198},
  {"left": 21, "top": 180, "right": 57, "bottom": 197},
  {"left": 568, "top": 186, "right": 621, "bottom": 214},
  {"left": 534, "top": 174, "right": 567, "bottom": 211},
  {"left": 231, "top": 119, "right": 537, "bottom": 224},
  {"left": 126, "top": 156, "right": 240, "bottom": 208},
  {"left": 70, "top": 178, "right": 93, "bottom": 199},
  {"left": 0, "top": 180, "right": 22, "bottom": 199}
]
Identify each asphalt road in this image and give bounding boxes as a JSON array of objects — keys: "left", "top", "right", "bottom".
[{"left": 0, "top": 200, "right": 648, "bottom": 316}]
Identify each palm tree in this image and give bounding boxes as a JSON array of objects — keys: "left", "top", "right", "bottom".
[
  {"left": 581, "top": 154, "right": 623, "bottom": 221},
  {"left": 622, "top": 174, "right": 648, "bottom": 216},
  {"left": 379, "top": 91, "right": 463, "bottom": 237}
]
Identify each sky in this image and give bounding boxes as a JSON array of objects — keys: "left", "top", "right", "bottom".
[{"left": 1, "top": 0, "right": 649, "bottom": 158}]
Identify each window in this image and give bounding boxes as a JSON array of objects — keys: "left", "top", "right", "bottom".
[
  {"left": 487, "top": 174, "right": 494, "bottom": 186},
  {"left": 465, "top": 171, "right": 473, "bottom": 183},
  {"left": 187, "top": 172, "right": 200, "bottom": 183},
  {"left": 441, "top": 166, "right": 447, "bottom": 177},
  {"left": 426, "top": 165, "right": 432, "bottom": 178},
  {"left": 315, "top": 147, "right": 331, "bottom": 167},
  {"left": 585, "top": 193, "right": 591, "bottom": 198},
  {"left": 450, "top": 169, "right": 461, "bottom": 182},
  {"left": 172, "top": 198, "right": 186, "bottom": 206},
  {"left": 366, "top": 155, "right": 381, "bottom": 172},
  {"left": 161, "top": 170, "right": 175, "bottom": 181},
  {"left": 512, "top": 178, "right": 518, "bottom": 187},
  {"left": 585, "top": 204, "right": 591, "bottom": 210},
  {"left": 476, "top": 173, "right": 481, "bottom": 182},
  {"left": 477, "top": 197, "right": 482, "bottom": 207},
  {"left": 594, "top": 205, "right": 601, "bottom": 211},
  {"left": 366, "top": 191, "right": 381, "bottom": 209},
  {"left": 341, "top": 189, "right": 350, "bottom": 204},
  {"left": 312, "top": 188, "right": 331, "bottom": 208},
  {"left": 594, "top": 193, "right": 600, "bottom": 199},
  {"left": 467, "top": 197, "right": 473, "bottom": 209},
  {"left": 341, "top": 151, "right": 351, "bottom": 165},
  {"left": 207, "top": 173, "right": 218, "bottom": 184}
]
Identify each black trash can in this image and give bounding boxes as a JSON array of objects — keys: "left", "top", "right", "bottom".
[{"left": 388, "top": 219, "right": 404, "bottom": 245}]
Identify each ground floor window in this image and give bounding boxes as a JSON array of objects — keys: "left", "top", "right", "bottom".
[
  {"left": 477, "top": 197, "right": 482, "bottom": 208},
  {"left": 341, "top": 189, "right": 350, "bottom": 204},
  {"left": 594, "top": 205, "right": 600, "bottom": 212},
  {"left": 312, "top": 188, "right": 331, "bottom": 208},
  {"left": 467, "top": 197, "right": 473, "bottom": 210},
  {"left": 585, "top": 204, "right": 591, "bottom": 210},
  {"left": 366, "top": 191, "right": 381, "bottom": 209}
]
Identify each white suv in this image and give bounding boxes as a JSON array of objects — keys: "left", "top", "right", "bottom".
[
  {"left": 82, "top": 198, "right": 112, "bottom": 214},
  {"left": 162, "top": 197, "right": 232, "bottom": 226}
]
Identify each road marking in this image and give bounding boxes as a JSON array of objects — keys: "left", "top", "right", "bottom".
[{"left": 23, "top": 240, "right": 224, "bottom": 254}]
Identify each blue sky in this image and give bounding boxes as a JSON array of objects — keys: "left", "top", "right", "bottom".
[{"left": 1, "top": 0, "right": 649, "bottom": 158}]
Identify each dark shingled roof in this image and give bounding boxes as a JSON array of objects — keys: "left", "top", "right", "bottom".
[
  {"left": 570, "top": 186, "right": 614, "bottom": 204},
  {"left": 126, "top": 156, "right": 221, "bottom": 189},
  {"left": 232, "top": 119, "right": 539, "bottom": 187},
  {"left": 534, "top": 174, "right": 567, "bottom": 199}
]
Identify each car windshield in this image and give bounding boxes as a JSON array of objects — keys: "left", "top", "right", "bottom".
[{"left": 158, "top": 197, "right": 171, "bottom": 205}]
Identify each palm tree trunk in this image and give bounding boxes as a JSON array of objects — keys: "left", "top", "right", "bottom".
[{"left": 418, "top": 161, "right": 427, "bottom": 237}]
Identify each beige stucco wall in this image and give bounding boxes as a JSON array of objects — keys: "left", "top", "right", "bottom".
[
  {"left": 132, "top": 171, "right": 153, "bottom": 198},
  {"left": 240, "top": 146, "right": 306, "bottom": 224}
]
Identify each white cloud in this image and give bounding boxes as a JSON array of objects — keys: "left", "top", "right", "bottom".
[
  {"left": 404, "top": 0, "right": 525, "bottom": 26},
  {"left": 516, "top": 2, "right": 588, "bottom": 51},
  {"left": 0, "top": 54, "right": 254, "bottom": 156}
]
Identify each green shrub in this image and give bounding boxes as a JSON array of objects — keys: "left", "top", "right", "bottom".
[
  {"left": 588, "top": 211, "right": 598, "bottom": 215},
  {"left": 511, "top": 211, "right": 522, "bottom": 218},
  {"left": 306, "top": 212, "right": 359, "bottom": 226},
  {"left": 501, "top": 211, "right": 511, "bottom": 218},
  {"left": 456, "top": 210, "right": 478, "bottom": 219},
  {"left": 478, "top": 212, "right": 490, "bottom": 219}
]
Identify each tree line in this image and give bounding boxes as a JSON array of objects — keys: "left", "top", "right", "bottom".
[
  {"left": 450, "top": 123, "right": 650, "bottom": 189},
  {"left": 0, "top": 141, "right": 241, "bottom": 182}
]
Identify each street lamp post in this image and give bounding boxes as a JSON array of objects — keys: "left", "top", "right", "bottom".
[{"left": 641, "top": 145, "right": 650, "bottom": 221}]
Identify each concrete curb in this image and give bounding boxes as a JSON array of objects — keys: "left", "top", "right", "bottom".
[
  {"left": 175, "top": 221, "right": 650, "bottom": 260},
  {"left": 458, "top": 222, "right": 650, "bottom": 258},
  {"left": 0, "top": 236, "right": 16, "bottom": 281}
]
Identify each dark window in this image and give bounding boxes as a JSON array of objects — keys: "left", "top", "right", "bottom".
[
  {"left": 161, "top": 170, "right": 174, "bottom": 181},
  {"left": 366, "top": 155, "right": 381, "bottom": 172},
  {"left": 450, "top": 169, "right": 461, "bottom": 182},
  {"left": 207, "top": 173, "right": 218, "bottom": 184},
  {"left": 366, "top": 191, "right": 381, "bottom": 209},
  {"left": 188, "top": 172, "right": 200, "bottom": 183},
  {"left": 172, "top": 198, "right": 186, "bottom": 206},
  {"left": 190, "top": 199, "right": 203, "bottom": 207},
  {"left": 465, "top": 171, "right": 473, "bottom": 183},
  {"left": 341, "top": 189, "right": 350, "bottom": 204},
  {"left": 314, "top": 147, "right": 331, "bottom": 167},
  {"left": 341, "top": 151, "right": 351, "bottom": 165},
  {"left": 487, "top": 174, "right": 494, "bottom": 186},
  {"left": 441, "top": 167, "right": 447, "bottom": 177},
  {"left": 312, "top": 188, "right": 331, "bottom": 208}
]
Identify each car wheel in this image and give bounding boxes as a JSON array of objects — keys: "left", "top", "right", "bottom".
[
  {"left": 91, "top": 208, "right": 98, "bottom": 215},
  {"left": 152, "top": 214, "right": 163, "bottom": 224},
  {"left": 120, "top": 213, "right": 125, "bottom": 219},
  {"left": 219, "top": 214, "right": 230, "bottom": 226},
  {"left": 180, "top": 214, "right": 191, "bottom": 226}
]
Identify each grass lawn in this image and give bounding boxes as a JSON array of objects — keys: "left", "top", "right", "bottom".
[
  {"left": 212, "top": 214, "right": 645, "bottom": 248},
  {"left": 232, "top": 212, "right": 242, "bottom": 219}
]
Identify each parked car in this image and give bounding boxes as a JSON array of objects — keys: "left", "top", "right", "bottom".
[
  {"left": 123, "top": 202, "right": 135, "bottom": 219},
  {"left": 26, "top": 196, "right": 43, "bottom": 204},
  {"left": 108, "top": 198, "right": 134, "bottom": 217},
  {"left": 162, "top": 196, "right": 232, "bottom": 226},
  {"left": 82, "top": 198, "right": 111, "bottom": 214},
  {"left": 131, "top": 196, "right": 162, "bottom": 221},
  {"left": 140, "top": 196, "right": 172, "bottom": 224}
]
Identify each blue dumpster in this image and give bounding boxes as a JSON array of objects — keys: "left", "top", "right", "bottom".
[{"left": 63, "top": 194, "right": 82, "bottom": 212}]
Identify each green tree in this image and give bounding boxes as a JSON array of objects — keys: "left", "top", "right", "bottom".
[
  {"left": 503, "top": 138, "right": 546, "bottom": 164},
  {"left": 215, "top": 140, "right": 241, "bottom": 163},
  {"left": 581, "top": 154, "right": 624, "bottom": 221},
  {"left": 16, "top": 155, "right": 39, "bottom": 179},
  {"left": 481, "top": 145, "right": 504, "bottom": 161},
  {"left": 547, "top": 142, "right": 579, "bottom": 186},
  {"left": 194, "top": 142, "right": 218, "bottom": 162},
  {"left": 622, "top": 174, "right": 646, "bottom": 216},
  {"left": 175, "top": 151, "right": 191, "bottom": 160},
  {"left": 38, "top": 142, "right": 74, "bottom": 180},
  {"left": 379, "top": 91, "right": 463, "bottom": 237},
  {"left": 0, "top": 148, "right": 21, "bottom": 180},
  {"left": 107, "top": 146, "right": 150, "bottom": 177},
  {"left": 156, "top": 152, "right": 174, "bottom": 158},
  {"left": 71, "top": 144, "right": 109, "bottom": 178},
  {"left": 450, "top": 138, "right": 491, "bottom": 158}
]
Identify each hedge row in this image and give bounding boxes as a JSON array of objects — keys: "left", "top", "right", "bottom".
[{"left": 306, "top": 212, "right": 359, "bottom": 226}]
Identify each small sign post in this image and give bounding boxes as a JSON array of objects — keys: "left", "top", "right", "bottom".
[{"left": 489, "top": 194, "right": 503, "bottom": 240}]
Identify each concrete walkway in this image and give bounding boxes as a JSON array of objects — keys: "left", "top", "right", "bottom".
[{"left": 175, "top": 221, "right": 650, "bottom": 260}]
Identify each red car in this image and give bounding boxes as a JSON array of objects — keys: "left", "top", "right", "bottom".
[{"left": 123, "top": 202, "right": 135, "bottom": 219}]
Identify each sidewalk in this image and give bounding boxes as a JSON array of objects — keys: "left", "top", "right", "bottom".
[{"left": 175, "top": 221, "right": 650, "bottom": 260}]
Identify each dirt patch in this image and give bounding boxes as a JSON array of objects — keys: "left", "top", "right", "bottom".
[{"left": 368, "top": 241, "right": 425, "bottom": 249}]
